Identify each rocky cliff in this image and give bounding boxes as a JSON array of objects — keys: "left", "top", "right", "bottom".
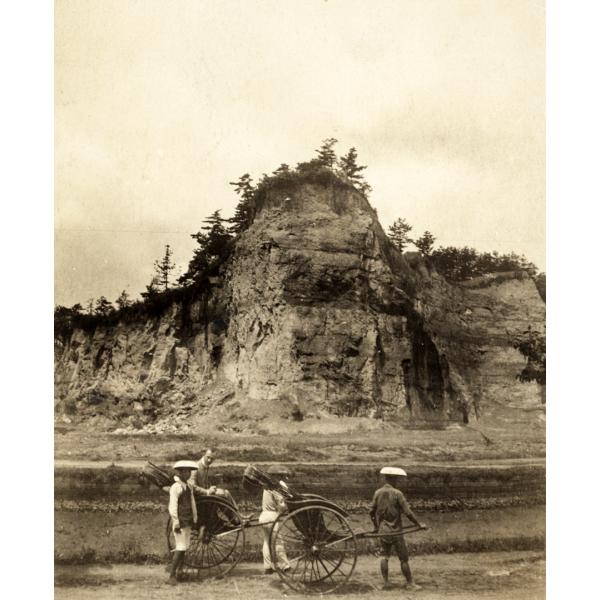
[{"left": 54, "top": 180, "right": 545, "bottom": 432}]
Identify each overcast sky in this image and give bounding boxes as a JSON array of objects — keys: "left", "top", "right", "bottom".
[{"left": 55, "top": 0, "right": 545, "bottom": 307}]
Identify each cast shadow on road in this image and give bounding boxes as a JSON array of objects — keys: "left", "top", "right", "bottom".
[{"left": 266, "top": 578, "right": 378, "bottom": 595}]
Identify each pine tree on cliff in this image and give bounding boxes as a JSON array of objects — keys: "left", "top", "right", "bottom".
[
  {"left": 94, "top": 296, "right": 114, "bottom": 317},
  {"left": 338, "top": 147, "right": 372, "bottom": 196},
  {"left": 178, "top": 250, "right": 209, "bottom": 288},
  {"left": 141, "top": 276, "right": 161, "bottom": 300},
  {"left": 339, "top": 147, "right": 366, "bottom": 182},
  {"left": 414, "top": 231, "right": 436, "bottom": 257},
  {"left": 154, "top": 244, "right": 176, "bottom": 291},
  {"left": 315, "top": 137, "right": 338, "bottom": 169},
  {"left": 357, "top": 181, "right": 372, "bottom": 197},
  {"left": 228, "top": 173, "right": 255, "bottom": 235},
  {"left": 273, "top": 163, "right": 291, "bottom": 176},
  {"left": 200, "top": 210, "right": 233, "bottom": 257},
  {"left": 115, "top": 290, "right": 131, "bottom": 310},
  {"left": 388, "top": 218, "right": 413, "bottom": 252},
  {"left": 180, "top": 211, "right": 232, "bottom": 287}
]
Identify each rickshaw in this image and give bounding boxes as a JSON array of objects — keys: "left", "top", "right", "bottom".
[
  {"left": 243, "top": 465, "right": 425, "bottom": 594},
  {"left": 143, "top": 462, "right": 250, "bottom": 579},
  {"left": 142, "top": 462, "right": 425, "bottom": 594}
]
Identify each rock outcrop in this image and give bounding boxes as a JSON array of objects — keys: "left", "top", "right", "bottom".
[{"left": 54, "top": 180, "right": 545, "bottom": 431}]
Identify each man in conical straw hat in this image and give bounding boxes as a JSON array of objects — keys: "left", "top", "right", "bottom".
[
  {"left": 370, "top": 467, "right": 427, "bottom": 591},
  {"left": 167, "top": 460, "right": 199, "bottom": 584}
]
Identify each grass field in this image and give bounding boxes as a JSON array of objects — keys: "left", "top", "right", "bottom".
[
  {"left": 55, "top": 504, "right": 544, "bottom": 565},
  {"left": 55, "top": 420, "right": 545, "bottom": 465}
]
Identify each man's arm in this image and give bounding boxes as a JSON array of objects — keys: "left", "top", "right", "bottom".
[
  {"left": 189, "top": 468, "right": 197, "bottom": 487},
  {"left": 189, "top": 483, "right": 212, "bottom": 495},
  {"left": 397, "top": 490, "right": 425, "bottom": 528},
  {"left": 273, "top": 491, "right": 288, "bottom": 513},
  {"left": 169, "top": 483, "right": 182, "bottom": 531},
  {"left": 369, "top": 492, "right": 379, "bottom": 529}
]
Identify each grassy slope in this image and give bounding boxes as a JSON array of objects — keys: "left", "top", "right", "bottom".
[{"left": 55, "top": 420, "right": 545, "bottom": 465}]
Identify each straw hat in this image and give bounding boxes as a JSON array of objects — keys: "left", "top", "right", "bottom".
[
  {"left": 380, "top": 467, "right": 407, "bottom": 476},
  {"left": 173, "top": 460, "right": 199, "bottom": 470}
]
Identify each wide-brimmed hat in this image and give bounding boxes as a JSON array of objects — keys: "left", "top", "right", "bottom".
[
  {"left": 380, "top": 467, "right": 407, "bottom": 476},
  {"left": 173, "top": 460, "right": 198, "bottom": 470}
]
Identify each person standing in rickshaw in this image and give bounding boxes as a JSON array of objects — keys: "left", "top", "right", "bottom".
[
  {"left": 190, "top": 448, "right": 239, "bottom": 509},
  {"left": 370, "top": 466, "right": 427, "bottom": 591},
  {"left": 259, "top": 465, "right": 291, "bottom": 575}
]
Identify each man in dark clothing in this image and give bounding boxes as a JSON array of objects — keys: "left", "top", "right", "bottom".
[
  {"left": 189, "top": 448, "right": 239, "bottom": 509},
  {"left": 370, "top": 467, "right": 426, "bottom": 590}
]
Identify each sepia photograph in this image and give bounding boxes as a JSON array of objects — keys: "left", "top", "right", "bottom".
[{"left": 53, "top": 1, "right": 547, "bottom": 598}]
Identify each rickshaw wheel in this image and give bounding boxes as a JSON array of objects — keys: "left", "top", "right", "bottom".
[
  {"left": 165, "top": 499, "right": 246, "bottom": 579},
  {"left": 270, "top": 505, "right": 357, "bottom": 594}
]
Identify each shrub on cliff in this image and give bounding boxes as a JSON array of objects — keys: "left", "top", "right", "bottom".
[
  {"left": 513, "top": 328, "right": 546, "bottom": 402},
  {"left": 533, "top": 272, "right": 546, "bottom": 302},
  {"left": 430, "top": 247, "right": 539, "bottom": 282},
  {"left": 54, "top": 304, "right": 83, "bottom": 341},
  {"left": 228, "top": 139, "right": 374, "bottom": 236}
]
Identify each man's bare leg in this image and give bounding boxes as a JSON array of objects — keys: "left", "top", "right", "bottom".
[
  {"left": 401, "top": 559, "right": 421, "bottom": 590},
  {"left": 168, "top": 551, "right": 184, "bottom": 584},
  {"left": 380, "top": 557, "right": 392, "bottom": 589}
]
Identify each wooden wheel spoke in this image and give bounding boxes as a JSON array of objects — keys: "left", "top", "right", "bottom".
[
  {"left": 280, "top": 522, "right": 305, "bottom": 543},
  {"left": 321, "top": 545, "right": 352, "bottom": 564},
  {"left": 319, "top": 550, "right": 350, "bottom": 578},
  {"left": 207, "top": 545, "right": 217, "bottom": 571},
  {"left": 211, "top": 534, "right": 235, "bottom": 553},
  {"left": 316, "top": 556, "right": 336, "bottom": 582},
  {"left": 284, "top": 553, "right": 304, "bottom": 568},
  {"left": 288, "top": 552, "right": 305, "bottom": 578},
  {"left": 309, "top": 556, "right": 318, "bottom": 582},
  {"left": 277, "top": 533, "right": 306, "bottom": 547},
  {"left": 210, "top": 541, "right": 227, "bottom": 563},
  {"left": 273, "top": 506, "right": 356, "bottom": 593},
  {"left": 300, "top": 551, "right": 310, "bottom": 585},
  {"left": 313, "top": 556, "right": 324, "bottom": 582}
]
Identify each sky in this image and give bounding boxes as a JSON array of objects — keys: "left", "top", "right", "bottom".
[{"left": 55, "top": 0, "right": 545, "bottom": 307}]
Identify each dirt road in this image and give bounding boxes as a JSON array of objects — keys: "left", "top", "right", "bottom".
[{"left": 55, "top": 551, "right": 544, "bottom": 600}]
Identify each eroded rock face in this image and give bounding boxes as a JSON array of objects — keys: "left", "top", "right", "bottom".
[
  {"left": 54, "top": 182, "right": 545, "bottom": 429},
  {"left": 220, "top": 184, "right": 416, "bottom": 420}
]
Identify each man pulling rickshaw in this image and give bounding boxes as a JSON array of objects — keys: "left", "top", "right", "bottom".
[
  {"left": 370, "top": 466, "right": 427, "bottom": 590},
  {"left": 144, "top": 460, "right": 428, "bottom": 593}
]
